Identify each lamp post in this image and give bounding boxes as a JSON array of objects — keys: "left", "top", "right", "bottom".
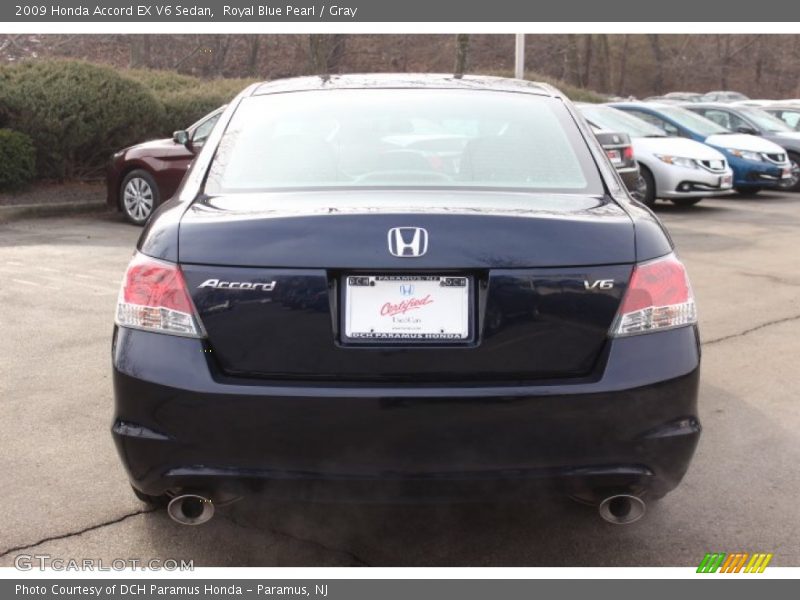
[{"left": 514, "top": 33, "right": 525, "bottom": 79}]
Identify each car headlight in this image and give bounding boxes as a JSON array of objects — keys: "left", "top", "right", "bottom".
[
  {"left": 654, "top": 155, "right": 697, "bottom": 169},
  {"left": 728, "top": 149, "right": 763, "bottom": 161}
]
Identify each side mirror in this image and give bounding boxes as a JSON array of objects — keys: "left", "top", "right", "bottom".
[
  {"left": 736, "top": 126, "right": 758, "bottom": 135},
  {"left": 172, "top": 130, "right": 190, "bottom": 147}
]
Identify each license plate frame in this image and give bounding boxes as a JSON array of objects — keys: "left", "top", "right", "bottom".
[{"left": 342, "top": 274, "right": 473, "bottom": 344}]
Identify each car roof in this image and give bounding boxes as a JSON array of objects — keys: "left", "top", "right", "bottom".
[
  {"left": 684, "top": 102, "right": 734, "bottom": 109},
  {"left": 608, "top": 101, "right": 674, "bottom": 110},
  {"left": 250, "top": 74, "right": 561, "bottom": 98},
  {"left": 690, "top": 102, "right": 774, "bottom": 113}
]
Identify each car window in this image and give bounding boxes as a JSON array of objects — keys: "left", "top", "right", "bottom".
[
  {"left": 737, "top": 107, "right": 792, "bottom": 133},
  {"left": 580, "top": 105, "right": 666, "bottom": 137},
  {"left": 656, "top": 105, "right": 729, "bottom": 136},
  {"left": 192, "top": 113, "right": 222, "bottom": 145},
  {"left": 699, "top": 109, "right": 742, "bottom": 130},
  {"left": 204, "top": 89, "right": 604, "bottom": 195},
  {"left": 777, "top": 110, "right": 800, "bottom": 129},
  {"left": 625, "top": 110, "right": 679, "bottom": 136}
]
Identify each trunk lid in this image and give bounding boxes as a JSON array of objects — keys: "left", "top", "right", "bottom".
[{"left": 179, "top": 191, "right": 634, "bottom": 382}]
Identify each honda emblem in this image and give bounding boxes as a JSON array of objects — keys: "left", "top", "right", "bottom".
[{"left": 387, "top": 227, "right": 429, "bottom": 258}]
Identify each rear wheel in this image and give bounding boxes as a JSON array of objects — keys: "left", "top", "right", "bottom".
[
  {"left": 638, "top": 165, "right": 657, "bottom": 207},
  {"left": 670, "top": 197, "right": 703, "bottom": 207},
  {"left": 121, "top": 170, "right": 160, "bottom": 226}
]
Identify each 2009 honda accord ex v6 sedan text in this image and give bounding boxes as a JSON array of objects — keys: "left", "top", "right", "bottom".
[{"left": 112, "top": 75, "right": 701, "bottom": 526}]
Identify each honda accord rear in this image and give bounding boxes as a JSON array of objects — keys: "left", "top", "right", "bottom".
[{"left": 111, "top": 75, "right": 701, "bottom": 524}]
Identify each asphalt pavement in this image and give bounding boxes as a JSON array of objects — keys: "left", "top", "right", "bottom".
[{"left": 1, "top": 192, "right": 798, "bottom": 567}]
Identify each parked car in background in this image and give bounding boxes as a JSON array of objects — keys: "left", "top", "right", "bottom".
[
  {"left": 107, "top": 106, "right": 225, "bottom": 225},
  {"left": 684, "top": 103, "right": 800, "bottom": 190},
  {"left": 700, "top": 91, "right": 749, "bottom": 103},
  {"left": 592, "top": 128, "right": 644, "bottom": 200},
  {"left": 112, "top": 75, "right": 701, "bottom": 525},
  {"left": 663, "top": 92, "right": 704, "bottom": 103},
  {"left": 763, "top": 104, "right": 800, "bottom": 131},
  {"left": 580, "top": 103, "right": 733, "bottom": 207},
  {"left": 611, "top": 102, "right": 793, "bottom": 194},
  {"left": 731, "top": 99, "right": 777, "bottom": 107}
]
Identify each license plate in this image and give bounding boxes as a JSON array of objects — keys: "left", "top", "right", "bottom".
[
  {"left": 720, "top": 174, "right": 733, "bottom": 188},
  {"left": 344, "top": 275, "right": 470, "bottom": 341},
  {"left": 606, "top": 149, "right": 623, "bottom": 166},
  {"left": 781, "top": 167, "right": 792, "bottom": 179}
]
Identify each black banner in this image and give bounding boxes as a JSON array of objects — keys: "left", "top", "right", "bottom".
[
  {"left": 5, "top": 579, "right": 799, "bottom": 599},
  {"left": 4, "top": 0, "right": 800, "bottom": 22}
]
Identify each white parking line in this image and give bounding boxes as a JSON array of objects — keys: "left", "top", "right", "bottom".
[{"left": 11, "top": 278, "right": 40, "bottom": 286}]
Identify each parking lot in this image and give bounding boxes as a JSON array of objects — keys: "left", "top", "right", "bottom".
[{"left": 1, "top": 192, "right": 799, "bottom": 567}]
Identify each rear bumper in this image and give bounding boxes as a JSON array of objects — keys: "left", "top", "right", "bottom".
[{"left": 111, "top": 325, "right": 701, "bottom": 502}]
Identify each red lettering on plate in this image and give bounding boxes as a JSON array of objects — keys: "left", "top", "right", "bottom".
[{"left": 380, "top": 295, "right": 434, "bottom": 317}]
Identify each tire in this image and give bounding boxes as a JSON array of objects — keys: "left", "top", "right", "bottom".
[
  {"left": 629, "top": 174, "right": 647, "bottom": 203},
  {"left": 638, "top": 166, "right": 657, "bottom": 208},
  {"left": 670, "top": 197, "right": 703, "bottom": 207},
  {"left": 131, "top": 485, "right": 169, "bottom": 506},
  {"left": 784, "top": 152, "right": 800, "bottom": 192},
  {"left": 734, "top": 186, "right": 760, "bottom": 195},
  {"left": 120, "top": 170, "right": 160, "bottom": 226}
]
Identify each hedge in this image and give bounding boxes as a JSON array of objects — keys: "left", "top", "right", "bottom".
[
  {"left": 0, "top": 129, "right": 36, "bottom": 191},
  {"left": 0, "top": 59, "right": 605, "bottom": 184},
  {"left": 0, "top": 60, "right": 165, "bottom": 179},
  {"left": 121, "top": 69, "right": 257, "bottom": 133}
]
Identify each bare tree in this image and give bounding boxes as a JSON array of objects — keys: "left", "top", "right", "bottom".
[
  {"left": 307, "top": 34, "right": 346, "bottom": 75},
  {"left": 453, "top": 34, "right": 470, "bottom": 79},
  {"left": 206, "top": 35, "right": 233, "bottom": 76},
  {"left": 129, "top": 36, "right": 151, "bottom": 68},
  {"left": 246, "top": 36, "right": 262, "bottom": 76},
  {"left": 581, "top": 34, "right": 594, "bottom": 88},
  {"left": 616, "top": 35, "right": 630, "bottom": 95},
  {"left": 567, "top": 35, "right": 581, "bottom": 86},
  {"left": 647, "top": 34, "right": 664, "bottom": 93},
  {"left": 597, "top": 34, "right": 611, "bottom": 92}
]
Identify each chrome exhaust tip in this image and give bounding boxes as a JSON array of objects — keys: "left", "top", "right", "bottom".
[
  {"left": 598, "top": 494, "right": 646, "bottom": 525},
  {"left": 167, "top": 493, "right": 215, "bottom": 525}
]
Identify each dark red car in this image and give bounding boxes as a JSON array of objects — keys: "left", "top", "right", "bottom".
[{"left": 106, "top": 107, "right": 224, "bottom": 225}]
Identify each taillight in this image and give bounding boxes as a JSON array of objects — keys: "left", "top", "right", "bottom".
[
  {"left": 115, "top": 252, "right": 204, "bottom": 338},
  {"left": 611, "top": 254, "right": 697, "bottom": 337},
  {"left": 622, "top": 146, "right": 634, "bottom": 160}
]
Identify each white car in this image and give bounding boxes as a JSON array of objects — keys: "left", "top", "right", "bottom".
[{"left": 579, "top": 103, "right": 734, "bottom": 207}]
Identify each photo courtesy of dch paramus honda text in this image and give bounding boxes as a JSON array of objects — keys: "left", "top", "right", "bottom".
[{"left": 111, "top": 74, "right": 700, "bottom": 526}]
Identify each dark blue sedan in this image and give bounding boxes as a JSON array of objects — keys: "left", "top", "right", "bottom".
[{"left": 111, "top": 75, "right": 701, "bottom": 526}]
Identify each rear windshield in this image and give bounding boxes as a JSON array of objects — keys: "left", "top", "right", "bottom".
[{"left": 204, "top": 89, "right": 603, "bottom": 194}]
